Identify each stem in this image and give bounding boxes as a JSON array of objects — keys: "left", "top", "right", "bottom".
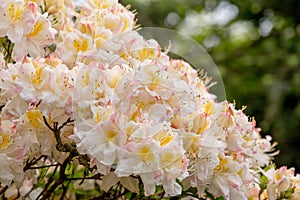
[
  {"left": 36, "top": 117, "right": 94, "bottom": 199},
  {"left": 42, "top": 116, "right": 55, "bottom": 132},
  {"left": 42, "top": 116, "right": 75, "bottom": 152},
  {"left": 66, "top": 174, "right": 102, "bottom": 181},
  {"left": 23, "top": 155, "right": 47, "bottom": 171},
  {"left": 37, "top": 164, "right": 59, "bottom": 199},
  {"left": 0, "top": 185, "right": 8, "bottom": 197},
  {"left": 0, "top": 105, "right": 4, "bottom": 112},
  {"left": 25, "top": 164, "right": 60, "bottom": 170},
  {"left": 39, "top": 179, "right": 62, "bottom": 200},
  {"left": 39, "top": 153, "right": 72, "bottom": 200},
  {"left": 60, "top": 180, "right": 70, "bottom": 200},
  {"left": 58, "top": 118, "right": 75, "bottom": 132}
]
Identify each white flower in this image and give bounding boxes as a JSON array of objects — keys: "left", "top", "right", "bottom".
[
  {"left": 56, "top": 29, "right": 93, "bottom": 67},
  {"left": 0, "top": 119, "right": 25, "bottom": 186},
  {"left": 12, "top": 5, "right": 56, "bottom": 60},
  {"left": 0, "top": 0, "right": 35, "bottom": 43}
]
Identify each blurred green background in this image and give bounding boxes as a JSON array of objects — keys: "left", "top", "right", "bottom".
[{"left": 121, "top": 0, "right": 300, "bottom": 171}]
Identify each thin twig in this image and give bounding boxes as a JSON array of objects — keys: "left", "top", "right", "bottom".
[
  {"left": 58, "top": 118, "right": 75, "bottom": 131},
  {"left": 43, "top": 116, "right": 76, "bottom": 152},
  {"left": 23, "top": 155, "right": 47, "bottom": 171},
  {"left": 25, "top": 164, "right": 60, "bottom": 170},
  {"left": 39, "top": 149, "right": 78, "bottom": 199},
  {"left": 42, "top": 116, "right": 55, "bottom": 132},
  {"left": 60, "top": 180, "right": 70, "bottom": 200},
  {"left": 66, "top": 174, "right": 102, "bottom": 181},
  {"left": 37, "top": 117, "right": 94, "bottom": 199},
  {"left": 37, "top": 164, "right": 59, "bottom": 200}
]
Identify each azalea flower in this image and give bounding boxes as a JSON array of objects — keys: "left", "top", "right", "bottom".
[
  {"left": 0, "top": 0, "right": 35, "bottom": 43},
  {"left": 13, "top": 11, "right": 57, "bottom": 60},
  {"left": 0, "top": 119, "right": 25, "bottom": 185},
  {"left": 262, "top": 166, "right": 300, "bottom": 200}
]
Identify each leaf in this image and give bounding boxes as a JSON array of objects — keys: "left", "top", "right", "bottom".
[
  {"left": 125, "top": 191, "right": 133, "bottom": 199},
  {"left": 48, "top": 43, "right": 56, "bottom": 52},
  {"left": 181, "top": 177, "right": 192, "bottom": 191},
  {"left": 101, "top": 172, "right": 120, "bottom": 192},
  {"left": 120, "top": 176, "right": 139, "bottom": 193},
  {"left": 73, "top": 189, "right": 86, "bottom": 195}
]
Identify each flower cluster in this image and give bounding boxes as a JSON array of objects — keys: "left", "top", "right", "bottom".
[
  {"left": 258, "top": 166, "right": 300, "bottom": 200},
  {"left": 0, "top": 0, "right": 299, "bottom": 199}
]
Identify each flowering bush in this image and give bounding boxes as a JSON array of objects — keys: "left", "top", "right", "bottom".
[{"left": 0, "top": 0, "right": 299, "bottom": 199}]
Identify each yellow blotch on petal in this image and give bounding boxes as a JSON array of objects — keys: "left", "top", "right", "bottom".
[
  {"left": 161, "top": 152, "right": 174, "bottom": 163},
  {"left": 93, "top": 0, "right": 110, "bottom": 9},
  {"left": 125, "top": 125, "right": 136, "bottom": 137},
  {"left": 138, "top": 48, "right": 156, "bottom": 61},
  {"left": 27, "top": 19, "right": 44, "bottom": 37},
  {"left": 130, "top": 109, "right": 139, "bottom": 121},
  {"left": 79, "top": 23, "right": 94, "bottom": 37},
  {"left": 106, "top": 67, "right": 123, "bottom": 88},
  {"left": 137, "top": 102, "right": 146, "bottom": 110},
  {"left": 107, "top": 78, "right": 118, "bottom": 88},
  {"left": 154, "top": 131, "right": 174, "bottom": 147},
  {"left": 94, "top": 112, "right": 101, "bottom": 123},
  {"left": 121, "top": 14, "right": 134, "bottom": 32},
  {"left": 64, "top": 24, "right": 73, "bottom": 32},
  {"left": 73, "top": 37, "right": 89, "bottom": 52},
  {"left": 107, "top": 130, "right": 118, "bottom": 141},
  {"left": 214, "top": 156, "right": 229, "bottom": 172},
  {"left": 26, "top": 109, "right": 43, "bottom": 128},
  {"left": 95, "top": 35, "right": 109, "bottom": 49},
  {"left": 160, "top": 135, "right": 173, "bottom": 146},
  {"left": 148, "top": 74, "right": 161, "bottom": 91},
  {"left": 189, "top": 113, "right": 209, "bottom": 135},
  {"left": 94, "top": 107, "right": 113, "bottom": 123},
  {"left": 12, "top": 74, "right": 20, "bottom": 80},
  {"left": 205, "top": 101, "right": 214, "bottom": 116},
  {"left": 45, "top": 55, "right": 62, "bottom": 67},
  {"left": 275, "top": 172, "right": 283, "bottom": 181},
  {"left": 0, "top": 133, "right": 11, "bottom": 149},
  {"left": 138, "top": 146, "right": 155, "bottom": 162}
]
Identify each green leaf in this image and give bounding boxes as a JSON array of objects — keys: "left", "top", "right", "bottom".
[
  {"left": 125, "top": 191, "right": 133, "bottom": 199},
  {"left": 48, "top": 43, "right": 56, "bottom": 52}
]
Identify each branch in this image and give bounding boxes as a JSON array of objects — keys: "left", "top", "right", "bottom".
[
  {"left": 24, "top": 164, "right": 59, "bottom": 170},
  {"left": 42, "top": 116, "right": 55, "bottom": 132},
  {"left": 0, "top": 185, "right": 8, "bottom": 197},
  {"left": 0, "top": 105, "right": 4, "bottom": 112},
  {"left": 42, "top": 116, "right": 75, "bottom": 152},
  {"left": 23, "top": 155, "right": 47, "bottom": 171},
  {"left": 58, "top": 118, "right": 75, "bottom": 132},
  {"left": 42, "top": 116, "right": 91, "bottom": 169},
  {"left": 39, "top": 148, "right": 79, "bottom": 200},
  {"left": 37, "top": 117, "right": 95, "bottom": 199},
  {"left": 65, "top": 173, "right": 102, "bottom": 181},
  {"left": 37, "top": 164, "right": 59, "bottom": 200}
]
